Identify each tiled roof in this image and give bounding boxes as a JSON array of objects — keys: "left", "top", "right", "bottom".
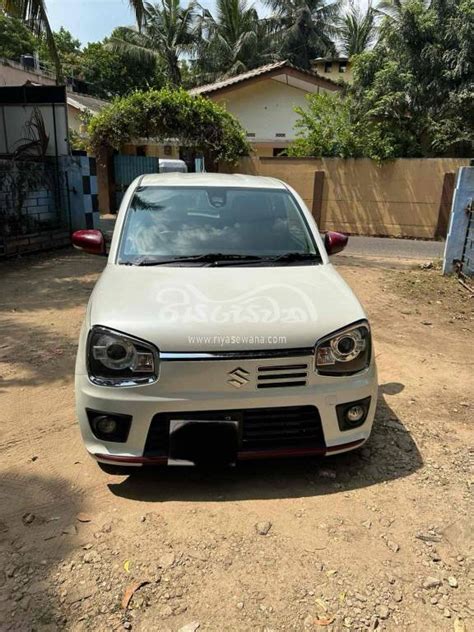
[
  {"left": 314, "top": 56, "right": 349, "bottom": 62},
  {"left": 189, "top": 60, "right": 340, "bottom": 96},
  {"left": 66, "top": 92, "right": 110, "bottom": 114}
]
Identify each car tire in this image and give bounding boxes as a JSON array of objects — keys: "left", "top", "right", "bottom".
[{"left": 97, "top": 461, "right": 137, "bottom": 476}]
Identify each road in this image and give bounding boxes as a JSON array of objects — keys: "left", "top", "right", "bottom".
[
  {"left": 340, "top": 236, "right": 444, "bottom": 261},
  {"left": 99, "top": 217, "right": 445, "bottom": 263}
]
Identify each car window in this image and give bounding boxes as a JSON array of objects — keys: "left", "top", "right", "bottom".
[{"left": 117, "top": 186, "right": 318, "bottom": 263}]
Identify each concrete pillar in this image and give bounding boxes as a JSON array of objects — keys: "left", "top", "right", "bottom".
[{"left": 96, "top": 146, "right": 115, "bottom": 214}]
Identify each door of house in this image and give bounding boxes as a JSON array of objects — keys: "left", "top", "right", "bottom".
[{"left": 113, "top": 155, "right": 159, "bottom": 209}]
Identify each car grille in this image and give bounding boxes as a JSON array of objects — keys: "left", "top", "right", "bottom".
[
  {"left": 241, "top": 406, "right": 323, "bottom": 449},
  {"left": 257, "top": 363, "right": 308, "bottom": 388},
  {"left": 144, "top": 405, "right": 324, "bottom": 456}
]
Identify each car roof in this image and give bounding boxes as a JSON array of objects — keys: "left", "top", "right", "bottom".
[{"left": 139, "top": 172, "right": 287, "bottom": 189}]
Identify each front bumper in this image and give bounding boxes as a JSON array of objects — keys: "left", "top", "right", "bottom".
[{"left": 75, "top": 354, "right": 378, "bottom": 466}]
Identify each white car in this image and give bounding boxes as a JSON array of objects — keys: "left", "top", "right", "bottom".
[{"left": 73, "top": 173, "right": 377, "bottom": 473}]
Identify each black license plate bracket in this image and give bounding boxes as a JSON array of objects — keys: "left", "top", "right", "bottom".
[{"left": 168, "top": 413, "right": 242, "bottom": 463}]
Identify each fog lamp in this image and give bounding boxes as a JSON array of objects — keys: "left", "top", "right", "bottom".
[
  {"left": 96, "top": 416, "right": 118, "bottom": 435},
  {"left": 86, "top": 409, "right": 132, "bottom": 443},
  {"left": 336, "top": 397, "right": 371, "bottom": 431},
  {"left": 346, "top": 405, "right": 365, "bottom": 424}
]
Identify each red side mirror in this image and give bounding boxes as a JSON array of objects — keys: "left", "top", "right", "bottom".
[
  {"left": 324, "top": 231, "right": 348, "bottom": 256},
  {"left": 72, "top": 229, "right": 106, "bottom": 256}
]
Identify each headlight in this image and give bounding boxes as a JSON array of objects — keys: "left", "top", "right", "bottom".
[
  {"left": 87, "top": 326, "right": 159, "bottom": 386},
  {"left": 315, "top": 321, "right": 371, "bottom": 375}
]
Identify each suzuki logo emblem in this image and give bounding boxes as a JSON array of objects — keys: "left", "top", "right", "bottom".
[{"left": 227, "top": 367, "right": 250, "bottom": 388}]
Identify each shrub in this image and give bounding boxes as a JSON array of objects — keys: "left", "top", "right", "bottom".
[{"left": 88, "top": 88, "right": 250, "bottom": 163}]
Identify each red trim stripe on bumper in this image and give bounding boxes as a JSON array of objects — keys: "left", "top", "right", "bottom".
[
  {"left": 94, "top": 453, "right": 168, "bottom": 465},
  {"left": 94, "top": 439, "right": 364, "bottom": 466},
  {"left": 237, "top": 439, "right": 364, "bottom": 460}
]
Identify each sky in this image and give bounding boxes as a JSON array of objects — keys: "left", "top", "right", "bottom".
[{"left": 46, "top": 0, "right": 267, "bottom": 45}]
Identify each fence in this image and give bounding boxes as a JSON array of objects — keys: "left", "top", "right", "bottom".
[
  {"left": 0, "top": 159, "right": 71, "bottom": 257},
  {"left": 221, "top": 157, "right": 471, "bottom": 239}
]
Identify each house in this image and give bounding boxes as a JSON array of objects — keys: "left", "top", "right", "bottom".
[
  {"left": 189, "top": 61, "right": 341, "bottom": 157},
  {"left": 312, "top": 56, "right": 353, "bottom": 84},
  {"left": 66, "top": 92, "right": 109, "bottom": 135}
]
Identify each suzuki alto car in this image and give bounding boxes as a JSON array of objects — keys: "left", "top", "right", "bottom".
[{"left": 73, "top": 173, "right": 377, "bottom": 473}]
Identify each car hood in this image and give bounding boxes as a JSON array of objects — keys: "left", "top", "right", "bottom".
[{"left": 89, "top": 263, "right": 367, "bottom": 351}]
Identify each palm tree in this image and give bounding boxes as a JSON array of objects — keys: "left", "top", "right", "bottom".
[
  {"left": 194, "top": 0, "right": 277, "bottom": 83},
  {"left": 375, "top": 0, "right": 405, "bottom": 21},
  {"left": 337, "top": 1, "right": 377, "bottom": 56},
  {"left": 265, "top": 0, "right": 339, "bottom": 69},
  {"left": 0, "top": 0, "right": 147, "bottom": 81},
  {"left": 110, "top": 0, "right": 199, "bottom": 86}
]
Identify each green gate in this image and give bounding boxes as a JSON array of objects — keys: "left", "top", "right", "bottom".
[{"left": 113, "top": 155, "right": 159, "bottom": 209}]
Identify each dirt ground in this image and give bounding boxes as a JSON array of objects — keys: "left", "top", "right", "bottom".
[{"left": 0, "top": 248, "right": 472, "bottom": 632}]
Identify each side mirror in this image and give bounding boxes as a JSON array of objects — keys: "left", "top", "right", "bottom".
[
  {"left": 324, "top": 231, "right": 348, "bottom": 256},
  {"left": 72, "top": 229, "right": 106, "bottom": 256}
]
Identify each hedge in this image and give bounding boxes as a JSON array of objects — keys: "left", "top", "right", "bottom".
[{"left": 88, "top": 88, "right": 250, "bottom": 163}]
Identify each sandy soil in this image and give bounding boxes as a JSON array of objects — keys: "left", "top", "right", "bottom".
[{"left": 0, "top": 249, "right": 472, "bottom": 632}]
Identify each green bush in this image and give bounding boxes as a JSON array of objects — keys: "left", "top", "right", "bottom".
[
  {"left": 288, "top": 91, "right": 421, "bottom": 162},
  {"left": 88, "top": 88, "right": 250, "bottom": 163}
]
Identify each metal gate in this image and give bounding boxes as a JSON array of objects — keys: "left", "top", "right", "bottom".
[
  {"left": 113, "top": 155, "right": 159, "bottom": 208},
  {"left": 0, "top": 159, "right": 70, "bottom": 257}
]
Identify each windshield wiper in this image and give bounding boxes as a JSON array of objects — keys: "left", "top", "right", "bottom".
[
  {"left": 124, "top": 253, "right": 265, "bottom": 266},
  {"left": 265, "top": 252, "right": 322, "bottom": 263},
  {"left": 122, "top": 252, "right": 321, "bottom": 267}
]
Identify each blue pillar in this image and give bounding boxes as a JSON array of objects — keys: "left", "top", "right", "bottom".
[{"left": 443, "top": 167, "right": 474, "bottom": 276}]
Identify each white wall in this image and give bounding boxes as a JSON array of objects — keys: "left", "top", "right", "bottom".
[
  {"left": 0, "top": 58, "right": 56, "bottom": 87},
  {"left": 213, "top": 78, "right": 328, "bottom": 143},
  {"left": 0, "top": 104, "right": 69, "bottom": 155},
  {"left": 67, "top": 105, "right": 83, "bottom": 134}
]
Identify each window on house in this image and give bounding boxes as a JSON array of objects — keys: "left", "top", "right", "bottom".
[
  {"left": 136, "top": 145, "right": 147, "bottom": 157},
  {"left": 246, "top": 132, "right": 256, "bottom": 138},
  {"left": 273, "top": 148, "right": 286, "bottom": 157},
  {"left": 339, "top": 62, "right": 348, "bottom": 73},
  {"left": 275, "top": 133, "right": 286, "bottom": 138},
  {"left": 324, "top": 62, "right": 332, "bottom": 73}
]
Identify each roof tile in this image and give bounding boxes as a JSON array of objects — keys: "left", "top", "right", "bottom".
[{"left": 189, "top": 60, "right": 340, "bottom": 96}]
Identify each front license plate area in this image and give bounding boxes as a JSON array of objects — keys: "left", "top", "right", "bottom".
[{"left": 169, "top": 414, "right": 241, "bottom": 465}]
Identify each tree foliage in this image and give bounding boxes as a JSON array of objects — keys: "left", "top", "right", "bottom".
[
  {"left": 265, "top": 0, "right": 338, "bottom": 69},
  {"left": 0, "top": 11, "right": 36, "bottom": 60},
  {"left": 79, "top": 37, "right": 164, "bottom": 99},
  {"left": 88, "top": 88, "right": 250, "bottom": 162},
  {"left": 194, "top": 0, "right": 277, "bottom": 84},
  {"left": 0, "top": 0, "right": 147, "bottom": 80},
  {"left": 37, "top": 25, "right": 81, "bottom": 76},
  {"left": 353, "top": 0, "right": 474, "bottom": 155},
  {"left": 0, "top": 0, "right": 61, "bottom": 78},
  {"left": 288, "top": 92, "right": 402, "bottom": 161},
  {"left": 290, "top": 0, "right": 474, "bottom": 160},
  {"left": 337, "top": 1, "right": 377, "bottom": 55},
  {"left": 110, "top": 0, "right": 199, "bottom": 87}
]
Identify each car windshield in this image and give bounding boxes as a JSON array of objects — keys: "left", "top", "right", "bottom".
[{"left": 117, "top": 186, "right": 320, "bottom": 265}]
